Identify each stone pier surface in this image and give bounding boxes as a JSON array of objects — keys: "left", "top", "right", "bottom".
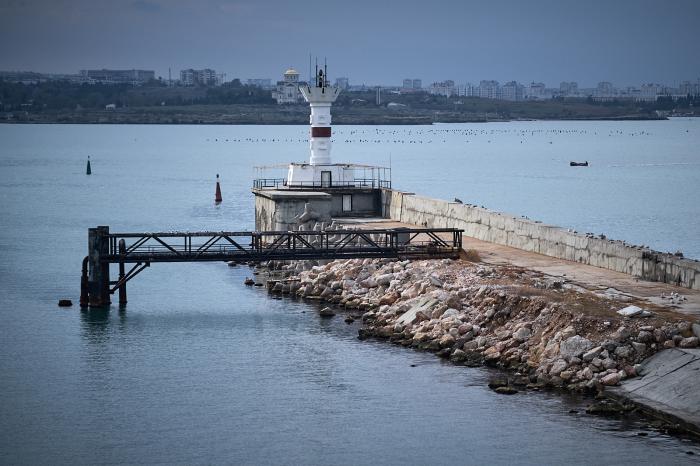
[
  {"left": 340, "top": 218, "right": 700, "bottom": 319},
  {"left": 609, "top": 348, "right": 700, "bottom": 434}
]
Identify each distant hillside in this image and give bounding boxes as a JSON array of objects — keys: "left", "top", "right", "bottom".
[{"left": 2, "top": 79, "right": 697, "bottom": 124}]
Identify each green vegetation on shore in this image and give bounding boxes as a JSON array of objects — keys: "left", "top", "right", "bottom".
[{"left": 3, "top": 79, "right": 698, "bottom": 124}]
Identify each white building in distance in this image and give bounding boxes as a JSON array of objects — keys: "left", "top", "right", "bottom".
[
  {"left": 334, "top": 77, "right": 350, "bottom": 90},
  {"left": 272, "top": 68, "right": 306, "bottom": 104},
  {"left": 596, "top": 81, "right": 614, "bottom": 97},
  {"left": 401, "top": 78, "right": 423, "bottom": 93},
  {"left": 478, "top": 80, "right": 499, "bottom": 99},
  {"left": 180, "top": 68, "right": 220, "bottom": 86},
  {"left": 429, "top": 80, "right": 456, "bottom": 97},
  {"left": 679, "top": 80, "right": 700, "bottom": 96},
  {"left": 639, "top": 83, "right": 660, "bottom": 101},
  {"left": 525, "top": 82, "right": 546, "bottom": 100},
  {"left": 80, "top": 69, "right": 155, "bottom": 85},
  {"left": 559, "top": 81, "right": 579, "bottom": 97},
  {"left": 501, "top": 81, "right": 524, "bottom": 101}
]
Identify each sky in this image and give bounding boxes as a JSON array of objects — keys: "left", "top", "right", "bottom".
[{"left": 1, "top": 0, "right": 699, "bottom": 88}]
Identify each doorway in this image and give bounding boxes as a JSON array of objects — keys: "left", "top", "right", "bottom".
[
  {"left": 342, "top": 194, "right": 352, "bottom": 212},
  {"left": 321, "top": 171, "right": 332, "bottom": 188}
]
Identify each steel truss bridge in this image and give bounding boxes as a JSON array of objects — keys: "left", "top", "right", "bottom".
[{"left": 81, "top": 226, "right": 463, "bottom": 307}]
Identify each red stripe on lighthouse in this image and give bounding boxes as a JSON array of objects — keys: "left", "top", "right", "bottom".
[{"left": 311, "top": 127, "right": 331, "bottom": 137}]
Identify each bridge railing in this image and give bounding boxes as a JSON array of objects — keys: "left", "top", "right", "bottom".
[{"left": 103, "top": 228, "right": 462, "bottom": 263}]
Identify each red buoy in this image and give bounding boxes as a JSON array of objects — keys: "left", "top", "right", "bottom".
[{"left": 215, "top": 174, "right": 222, "bottom": 203}]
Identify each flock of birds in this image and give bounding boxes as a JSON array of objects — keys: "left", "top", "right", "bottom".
[{"left": 203, "top": 127, "right": 655, "bottom": 145}]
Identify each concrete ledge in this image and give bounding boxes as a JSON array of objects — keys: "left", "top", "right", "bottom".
[
  {"left": 608, "top": 348, "right": 700, "bottom": 435},
  {"left": 252, "top": 189, "right": 331, "bottom": 201}
]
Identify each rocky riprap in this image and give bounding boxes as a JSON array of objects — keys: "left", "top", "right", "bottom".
[{"left": 259, "top": 257, "right": 698, "bottom": 393}]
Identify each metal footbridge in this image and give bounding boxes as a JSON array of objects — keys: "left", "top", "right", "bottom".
[{"left": 81, "top": 226, "right": 463, "bottom": 307}]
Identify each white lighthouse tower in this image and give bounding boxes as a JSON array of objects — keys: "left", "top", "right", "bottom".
[
  {"left": 302, "top": 64, "right": 339, "bottom": 165},
  {"left": 287, "top": 63, "right": 354, "bottom": 188}
]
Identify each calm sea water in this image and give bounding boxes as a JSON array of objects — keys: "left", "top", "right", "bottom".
[{"left": 1, "top": 122, "right": 699, "bottom": 465}]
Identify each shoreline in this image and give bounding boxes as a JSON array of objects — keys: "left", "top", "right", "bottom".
[
  {"left": 254, "top": 256, "right": 700, "bottom": 436},
  {"left": 0, "top": 116, "right": 667, "bottom": 125},
  {"left": 1, "top": 109, "right": 671, "bottom": 125}
]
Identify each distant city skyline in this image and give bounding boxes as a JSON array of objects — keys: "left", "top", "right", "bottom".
[
  {"left": 1, "top": 0, "right": 699, "bottom": 88},
  {"left": 2, "top": 67, "right": 698, "bottom": 94}
]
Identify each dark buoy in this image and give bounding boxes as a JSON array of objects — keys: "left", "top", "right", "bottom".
[
  {"left": 86, "top": 156, "right": 92, "bottom": 175},
  {"left": 215, "top": 173, "right": 222, "bottom": 203},
  {"left": 58, "top": 299, "right": 73, "bottom": 307}
]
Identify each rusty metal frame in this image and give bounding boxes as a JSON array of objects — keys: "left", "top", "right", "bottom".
[
  {"left": 109, "top": 262, "right": 150, "bottom": 293},
  {"left": 84, "top": 227, "right": 463, "bottom": 306},
  {"left": 103, "top": 228, "right": 463, "bottom": 264}
]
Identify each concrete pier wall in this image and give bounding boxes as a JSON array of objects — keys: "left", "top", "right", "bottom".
[
  {"left": 254, "top": 190, "right": 331, "bottom": 231},
  {"left": 382, "top": 189, "right": 700, "bottom": 291}
]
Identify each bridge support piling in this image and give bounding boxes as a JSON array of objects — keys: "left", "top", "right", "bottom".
[
  {"left": 118, "top": 239, "right": 127, "bottom": 306},
  {"left": 88, "top": 226, "right": 111, "bottom": 307},
  {"left": 80, "top": 256, "right": 89, "bottom": 307}
]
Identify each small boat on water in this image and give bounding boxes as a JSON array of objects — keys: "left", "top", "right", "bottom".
[{"left": 570, "top": 161, "right": 589, "bottom": 167}]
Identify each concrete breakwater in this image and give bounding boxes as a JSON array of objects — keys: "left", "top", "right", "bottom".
[
  {"left": 263, "top": 257, "right": 699, "bottom": 395},
  {"left": 381, "top": 190, "right": 700, "bottom": 291}
]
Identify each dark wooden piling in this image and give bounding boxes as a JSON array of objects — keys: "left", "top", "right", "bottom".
[
  {"left": 80, "top": 256, "right": 89, "bottom": 307},
  {"left": 118, "top": 239, "right": 127, "bottom": 306},
  {"left": 87, "top": 226, "right": 111, "bottom": 307}
]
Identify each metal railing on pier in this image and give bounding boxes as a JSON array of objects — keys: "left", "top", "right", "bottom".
[
  {"left": 253, "top": 178, "right": 391, "bottom": 190},
  {"left": 252, "top": 163, "right": 392, "bottom": 191}
]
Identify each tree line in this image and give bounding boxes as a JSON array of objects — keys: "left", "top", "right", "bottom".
[{"left": 0, "top": 79, "right": 275, "bottom": 110}]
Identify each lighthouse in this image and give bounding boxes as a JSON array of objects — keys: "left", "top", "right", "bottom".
[
  {"left": 287, "top": 63, "right": 352, "bottom": 188},
  {"left": 301, "top": 64, "right": 339, "bottom": 165},
  {"left": 252, "top": 60, "right": 391, "bottom": 231}
]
